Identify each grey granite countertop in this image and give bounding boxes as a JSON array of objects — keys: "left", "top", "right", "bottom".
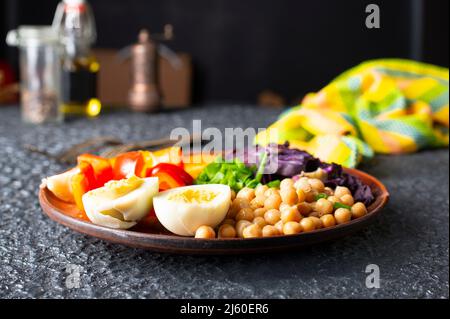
[{"left": 0, "top": 105, "right": 448, "bottom": 299}]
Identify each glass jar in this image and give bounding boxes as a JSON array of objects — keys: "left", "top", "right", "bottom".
[{"left": 6, "top": 26, "right": 62, "bottom": 124}]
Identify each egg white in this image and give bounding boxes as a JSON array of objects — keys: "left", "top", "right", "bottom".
[
  {"left": 82, "top": 176, "right": 159, "bottom": 229},
  {"left": 153, "top": 184, "right": 231, "bottom": 236}
]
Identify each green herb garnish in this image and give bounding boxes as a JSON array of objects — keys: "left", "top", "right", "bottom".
[
  {"left": 315, "top": 193, "right": 328, "bottom": 200},
  {"left": 266, "top": 180, "right": 281, "bottom": 188},
  {"left": 334, "top": 202, "right": 352, "bottom": 210},
  {"left": 195, "top": 158, "right": 259, "bottom": 192}
]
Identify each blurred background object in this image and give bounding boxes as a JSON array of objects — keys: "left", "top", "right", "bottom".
[
  {"left": 0, "top": 59, "right": 18, "bottom": 104},
  {"left": 6, "top": 26, "right": 62, "bottom": 123},
  {"left": 1, "top": 0, "right": 448, "bottom": 106},
  {"left": 126, "top": 26, "right": 179, "bottom": 112},
  {"left": 53, "top": 0, "right": 101, "bottom": 118},
  {"left": 93, "top": 48, "right": 191, "bottom": 108}
]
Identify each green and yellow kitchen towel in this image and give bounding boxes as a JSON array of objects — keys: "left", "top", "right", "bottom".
[{"left": 255, "top": 59, "right": 449, "bottom": 167}]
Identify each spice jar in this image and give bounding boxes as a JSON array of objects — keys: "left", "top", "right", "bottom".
[{"left": 6, "top": 26, "right": 62, "bottom": 124}]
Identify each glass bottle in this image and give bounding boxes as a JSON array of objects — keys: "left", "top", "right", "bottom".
[
  {"left": 6, "top": 26, "right": 62, "bottom": 124},
  {"left": 52, "top": 0, "right": 101, "bottom": 118}
]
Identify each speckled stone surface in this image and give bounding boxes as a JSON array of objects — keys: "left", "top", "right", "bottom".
[{"left": 0, "top": 105, "right": 448, "bottom": 299}]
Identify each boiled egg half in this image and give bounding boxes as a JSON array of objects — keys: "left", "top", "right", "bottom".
[
  {"left": 82, "top": 175, "right": 159, "bottom": 229},
  {"left": 153, "top": 184, "right": 231, "bottom": 236}
]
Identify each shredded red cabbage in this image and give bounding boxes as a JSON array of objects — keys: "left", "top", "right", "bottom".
[{"left": 228, "top": 143, "right": 374, "bottom": 206}]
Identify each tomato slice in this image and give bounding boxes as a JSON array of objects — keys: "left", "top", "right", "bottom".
[
  {"left": 113, "top": 151, "right": 145, "bottom": 179},
  {"left": 77, "top": 153, "right": 113, "bottom": 188}
]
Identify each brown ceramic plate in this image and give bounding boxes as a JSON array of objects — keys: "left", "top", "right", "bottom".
[{"left": 39, "top": 168, "right": 389, "bottom": 254}]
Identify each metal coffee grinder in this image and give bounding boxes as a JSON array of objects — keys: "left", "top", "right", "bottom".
[{"left": 128, "top": 25, "right": 174, "bottom": 113}]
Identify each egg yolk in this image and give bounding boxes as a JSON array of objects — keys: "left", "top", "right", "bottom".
[
  {"left": 102, "top": 175, "right": 144, "bottom": 198},
  {"left": 169, "top": 189, "right": 217, "bottom": 203}
]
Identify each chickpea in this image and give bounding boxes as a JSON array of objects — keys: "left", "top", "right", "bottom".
[
  {"left": 221, "top": 218, "right": 236, "bottom": 226},
  {"left": 235, "top": 220, "right": 252, "bottom": 238},
  {"left": 236, "top": 208, "right": 255, "bottom": 221},
  {"left": 255, "top": 184, "right": 269, "bottom": 198},
  {"left": 327, "top": 196, "right": 341, "bottom": 204},
  {"left": 283, "top": 221, "right": 302, "bottom": 235},
  {"left": 303, "top": 168, "right": 326, "bottom": 180},
  {"left": 236, "top": 187, "right": 255, "bottom": 202},
  {"left": 280, "top": 187, "right": 298, "bottom": 206},
  {"left": 334, "top": 186, "right": 351, "bottom": 198},
  {"left": 300, "top": 217, "right": 316, "bottom": 232},
  {"left": 227, "top": 200, "right": 240, "bottom": 219},
  {"left": 195, "top": 226, "right": 216, "bottom": 239},
  {"left": 243, "top": 224, "right": 262, "bottom": 238},
  {"left": 252, "top": 195, "right": 266, "bottom": 208},
  {"left": 250, "top": 198, "right": 262, "bottom": 210},
  {"left": 230, "top": 190, "right": 236, "bottom": 201},
  {"left": 351, "top": 202, "right": 368, "bottom": 219},
  {"left": 305, "top": 190, "right": 318, "bottom": 203},
  {"left": 295, "top": 178, "right": 312, "bottom": 193},
  {"left": 297, "top": 202, "right": 312, "bottom": 216},
  {"left": 340, "top": 194, "right": 354, "bottom": 206},
  {"left": 228, "top": 198, "right": 250, "bottom": 218},
  {"left": 281, "top": 206, "right": 301, "bottom": 223},
  {"left": 315, "top": 198, "right": 334, "bottom": 216},
  {"left": 264, "top": 209, "right": 281, "bottom": 225},
  {"left": 235, "top": 197, "right": 251, "bottom": 209},
  {"left": 309, "top": 178, "right": 325, "bottom": 193},
  {"left": 264, "top": 193, "right": 282, "bottom": 210},
  {"left": 274, "top": 220, "right": 284, "bottom": 233},
  {"left": 278, "top": 202, "right": 289, "bottom": 212},
  {"left": 296, "top": 188, "right": 306, "bottom": 203},
  {"left": 264, "top": 188, "right": 279, "bottom": 198},
  {"left": 309, "top": 216, "right": 323, "bottom": 229},
  {"left": 320, "top": 214, "right": 336, "bottom": 228},
  {"left": 280, "top": 178, "right": 294, "bottom": 190},
  {"left": 218, "top": 224, "right": 236, "bottom": 238},
  {"left": 253, "top": 207, "right": 267, "bottom": 218},
  {"left": 262, "top": 225, "right": 281, "bottom": 237},
  {"left": 334, "top": 208, "right": 352, "bottom": 224},
  {"left": 253, "top": 216, "right": 267, "bottom": 228},
  {"left": 308, "top": 211, "right": 320, "bottom": 218},
  {"left": 324, "top": 187, "right": 334, "bottom": 196}
]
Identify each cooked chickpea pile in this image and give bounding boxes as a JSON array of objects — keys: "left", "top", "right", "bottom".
[{"left": 194, "top": 177, "right": 368, "bottom": 239}]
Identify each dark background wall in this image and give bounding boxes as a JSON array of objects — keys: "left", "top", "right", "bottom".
[{"left": 1, "top": 0, "right": 448, "bottom": 104}]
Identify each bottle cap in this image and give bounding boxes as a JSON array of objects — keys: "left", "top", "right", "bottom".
[{"left": 63, "top": 0, "right": 85, "bottom": 5}]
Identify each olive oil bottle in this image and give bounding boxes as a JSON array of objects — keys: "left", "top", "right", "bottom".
[{"left": 53, "top": 0, "right": 101, "bottom": 118}]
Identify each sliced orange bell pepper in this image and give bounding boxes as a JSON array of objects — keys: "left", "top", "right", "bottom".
[
  {"left": 141, "top": 146, "right": 183, "bottom": 169},
  {"left": 77, "top": 153, "right": 113, "bottom": 188},
  {"left": 70, "top": 162, "right": 96, "bottom": 212},
  {"left": 113, "top": 151, "right": 145, "bottom": 179},
  {"left": 153, "top": 171, "right": 185, "bottom": 191},
  {"left": 182, "top": 152, "right": 218, "bottom": 179}
]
